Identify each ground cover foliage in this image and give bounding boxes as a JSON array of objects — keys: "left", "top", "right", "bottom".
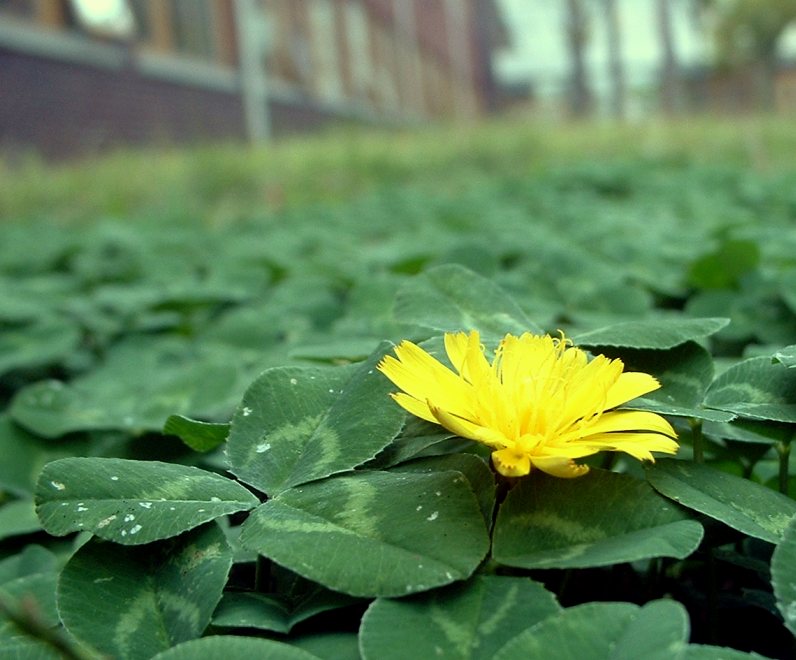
[{"left": 4, "top": 122, "right": 796, "bottom": 659}]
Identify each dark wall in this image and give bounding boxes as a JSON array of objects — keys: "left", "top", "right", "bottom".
[{"left": 0, "top": 49, "right": 247, "bottom": 160}]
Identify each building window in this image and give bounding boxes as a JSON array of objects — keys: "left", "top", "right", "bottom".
[
  {"left": 343, "top": 1, "right": 371, "bottom": 103},
  {"left": 263, "top": 0, "right": 312, "bottom": 89},
  {"left": 307, "top": 0, "right": 342, "bottom": 102},
  {"left": 0, "top": 0, "right": 34, "bottom": 18},
  {"left": 373, "top": 21, "right": 398, "bottom": 112},
  {"left": 171, "top": 0, "right": 215, "bottom": 59},
  {"left": 128, "top": 0, "right": 152, "bottom": 41},
  {"left": 127, "top": 0, "right": 220, "bottom": 61}
]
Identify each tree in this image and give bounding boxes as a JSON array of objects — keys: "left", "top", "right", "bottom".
[
  {"left": 566, "top": 0, "right": 593, "bottom": 116},
  {"left": 657, "top": 0, "right": 682, "bottom": 114},
  {"left": 699, "top": 0, "right": 796, "bottom": 108},
  {"left": 604, "top": 0, "right": 626, "bottom": 118}
]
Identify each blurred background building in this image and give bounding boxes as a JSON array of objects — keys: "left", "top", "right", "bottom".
[
  {"left": 0, "top": 0, "right": 507, "bottom": 159},
  {"left": 4, "top": 0, "right": 796, "bottom": 160}
]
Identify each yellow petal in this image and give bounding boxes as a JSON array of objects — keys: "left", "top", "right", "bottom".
[
  {"left": 575, "top": 431, "right": 680, "bottom": 461},
  {"left": 444, "top": 330, "right": 492, "bottom": 384},
  {"left": 555, "top": 355, "right": 623, "bottom": 429},
  {"left": 378, "top": 343, "right": 472, "bottom": 418},
  {"left": 389, "top": 393, "right": 437, "bottom": 424},
  {"left": 603, "top": 372, "right": 661, "bottom": 410},
  {"left": 572, "top": 410, "right": 677, "bottom": 440},
  {"left": 443, "top": 332, "right": 470, "bottom": 376},
  {"left": 529, "top": 455, "right": 590, "bottom": 478},
  {"left": 491, "top": 449, "right": 531, "bottom": 477},
  {"left": 429, "top": 404, "right": 509, "bottom": 449}
]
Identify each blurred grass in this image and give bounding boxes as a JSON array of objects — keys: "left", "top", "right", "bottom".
[{"left": 1, "top": 115, "right": 795, "bottom": 224}]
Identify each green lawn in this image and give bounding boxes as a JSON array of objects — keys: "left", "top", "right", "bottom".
[
  {"left": 3, "top": 115, "right": 796, "bottom": 223},
  {"left": 3, "top": 116, "right": 796, "bottom": 660}
]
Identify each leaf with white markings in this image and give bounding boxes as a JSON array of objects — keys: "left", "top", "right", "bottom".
[
  {"left": 493, "top": 600, "right": 689, "bottom": 660},
  {"left": 611, "top": 342, "right": 735, "bottom": 422},
  {"left": 704, "top": 356, "right": 796, "bottom": 422},
  {"left": 35, "top": 457, "right": 259, "bottom": 545},
  {"left": 57, "top": 522, "right": 233, "bottom": 660},
  {"left": 492, "top": 469, "right": 703, "bottom": 569},
  {"left": 227, "top": 343, "right": 405, "bottom": 497},
  {"left": 239, "top": 470, "right": 490, "bottom": 597},
  {"left": 771, "top": 512, "right": 796, "bottom": 638},
  {"left": 359, "top": 576, "right": 561, "bottom": 660},
  {"left": 148, "top": 636, "right": 321, "bottom": 660},
  {"left": 647, "top": 459, "right": 796, "bottom": 544},
  {"left": 572, "top": 317, "right": 729, "bottom": 350},
  {"left": 393, "top": 264, "right": 544, "bottom": 338}
]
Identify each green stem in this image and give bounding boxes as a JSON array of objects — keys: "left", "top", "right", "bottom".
[
  {"left": 776, "top": 440, "right": 792, "bottom": 497},
  {"left": 0, "top": 588, "right": 102, "bottom": 660},
  {"left": 600, "top": 451, "right": 618, "bottom": 471},
  {"left": 557, "top": 569, "right": 574, "bottom": 604},
  {"left": 690, "top": 418, "right": 704, "bottom": 464}
]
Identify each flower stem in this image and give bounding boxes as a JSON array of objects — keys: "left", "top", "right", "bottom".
[
  {"left": 557, "top": 568, "right": 574, "bottom": 604},
  {"left": 0, "top": 588, "right": 102, "bottom": 660},
  {"left": 776, "top": 440, "right": 792, "bottom": 496},
  {"left": 689, "top": 418, "right": 704, "bottom": 463}
]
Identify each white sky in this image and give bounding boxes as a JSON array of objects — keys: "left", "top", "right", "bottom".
[{"left": 494, "top": 0, "right": 709, "bottom": 95}]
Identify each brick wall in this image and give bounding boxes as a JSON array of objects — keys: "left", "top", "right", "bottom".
[{"left": 0, "top": 49, "right": 246, "bottom": 159}]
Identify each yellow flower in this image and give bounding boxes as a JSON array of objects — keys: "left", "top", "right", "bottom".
[{"left": 377, "top": 330, "right": 678, "bottom": 479}]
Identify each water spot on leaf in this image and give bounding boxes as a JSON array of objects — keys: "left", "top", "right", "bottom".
[
  {"left": 427, "top": 511, "right": 439, "bottom": 522},
  {"left": 97, "top": 515, "right": 117, "bottom": 528},
  {"left": 139, "top": 502, "right": 152, "bottom": 509},
  {"left": 110, "top": 476, "right": 119, "bottom": 481},
  {"left": 129, "top": 525, "right": 142, "bottom": 535},
  {"left": 290, "top": 378, "right": 298, "bottom": 385},
  {"left": 210, "top": 497, "right": 221, "bottom": 502},
  {"left": 93, "top": 577, "right": 113, "bottom": 584},
  {"left": 242, "top": 407, "right": 252, "bottom": 417},
  {"left": 256, "top": 443, "right": 271, "bottom": 453},
  {"left": 51, "top": 481, "right": 66, "bottom": 491},
  {"left": 124, "top": 514, "right": 135, "bottom": 522}
]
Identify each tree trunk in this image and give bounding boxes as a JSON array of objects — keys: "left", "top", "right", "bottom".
[
  {"left": 657, "top": 0, "right": 681, "bottom": 115},
  {"left": 752, "top": 54, "right": 778, "bottom": 111},
  {"left": 566, "top": 0, "right": 591, "bottom": 117},
  {"left": 604, "top": 0, "right": 625, "bottom": 119}
]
